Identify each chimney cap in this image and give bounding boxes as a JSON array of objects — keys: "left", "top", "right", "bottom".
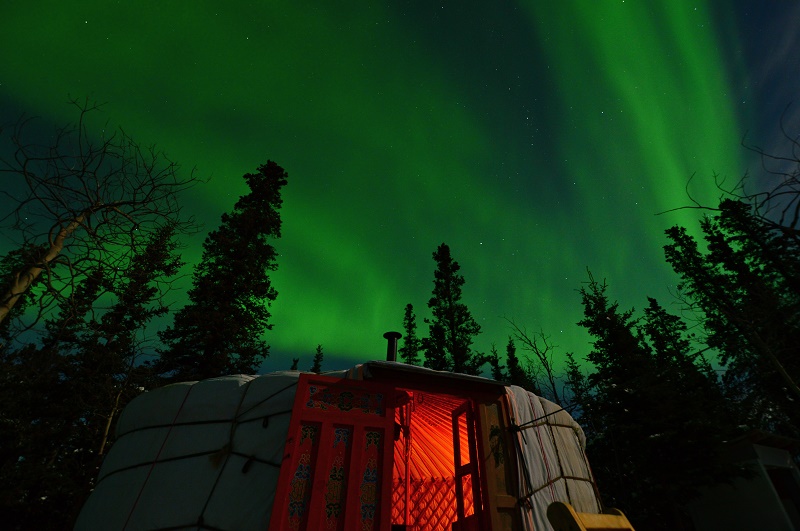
[{"left": 383, "top": 331, "right": 402, "bottom": 340}]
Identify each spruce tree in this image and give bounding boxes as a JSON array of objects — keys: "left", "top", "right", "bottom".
[
  {"left": 504, "top": 337, "right": 541, "bottom": 394},
  {"left": 487, "top": 337, "right": 540, "bottom": 392},
  {"left": 0, "top": 272, "right": 103, "bottom": 529},
  {"left": 664, "top": 198, "right": 800, "bottom": 436},
  {"left": 422, "top": 243, "right": 484, "bottom": 375},
  {"left": 399, "top": 303, "right": 422, "bottom": 365},
  {"left": 310, "top": 344, "right": 324, "bottom": 374},
  {"left": 568, "top": 274, "right": 740, "bottom": 529},
  {"left": 487, "top": 343, "right": 508, "bottom": 381},
  {"left": 158, "top": 161, "right": 287, "bottom": 381}
]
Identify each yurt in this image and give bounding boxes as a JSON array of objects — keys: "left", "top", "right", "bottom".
[{"left": 75, "top": 360, "right": 629, "bottom": 530}]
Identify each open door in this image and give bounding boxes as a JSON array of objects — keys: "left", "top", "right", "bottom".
[
  {"left": 269, "top": 374, "right": 396, "bottom": 531},
  {"left": 476, "top": 394, "right": 523, "bottom": 530},
  {"left": 452, "top": 401, "right": 483, "bottom": 531}
]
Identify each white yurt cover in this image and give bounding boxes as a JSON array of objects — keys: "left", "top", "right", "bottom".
[
  {"left": 76, "top": 368, "right": 602, "bottom": 530},
  {"left": 506, "top": 386, "right": 603, "bottom": 531},
  {"left": 75, "top": 372, "right": 304, "bottom": 530}
]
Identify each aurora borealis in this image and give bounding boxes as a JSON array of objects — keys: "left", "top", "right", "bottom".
[{"left": 2, "top": 1, "right": 799, "bottom": 372}]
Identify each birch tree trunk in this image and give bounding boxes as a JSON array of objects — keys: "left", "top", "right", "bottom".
[{"left": 0, "top": 213, "right": 86, "bottom": 325}]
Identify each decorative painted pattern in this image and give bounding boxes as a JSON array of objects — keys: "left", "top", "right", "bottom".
[
  {"left": 287, "top": 423, "right": 318, "bottom": 530},
  {"left": 359, "top": 430, "right": 383, "bottom": 531},
  {"left": 333, "top": 427, "right": 351, "bottom": 448},
  {"left": 306, "top": 384, "right": 384, "bottom": 416},
  {"left": 324, "top": 426, "right": 353, "bottom": 529},
  {"left": 324, "top": 456, "right": 345, "bottom": 527}
]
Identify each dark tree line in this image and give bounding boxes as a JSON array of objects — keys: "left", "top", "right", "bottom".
[
  {"left": 394, "top": 131, "right": 800, "bottom": 529},
  {"left": 561, "top": 136, "right": 800, "bottom": 527},
  {"left": 564, "top": 276, "right": 741, "bottom": 530},
  {"left": 0, "top": 103, "right": 287, "bottom": 529}
]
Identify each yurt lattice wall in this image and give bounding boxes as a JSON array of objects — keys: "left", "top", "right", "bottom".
[{"left": 391, "top": 390, "right": 476, "bottom": 530}]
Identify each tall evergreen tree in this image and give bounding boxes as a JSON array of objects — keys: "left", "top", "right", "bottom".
[
  {"left": 158, "top": 161, "right": 287, "bottom": 381},
  {"left": 487, "top": 337, "right": 541, "bottom": 393},
  {"left": 310, "top": 344, "right": 324, "bottom": 374},
  {"left": 568, "top": 274, "right": 739, "bottom": 530},
  {"left": 664, "top": 198, "right": 800, "bottom": 436},
  {"left": 422, "top": 243, "right": 484, "bottom": 375},
  {"left": 399, "top": 303, "right": 422, "bottom": 365},
  {"left": 487, "top": 343, "right": 508, "bottom": 382},
  {"left": 82, "top": 224, "right": 183, "bottom": 456},
  {"left": 504, "top": 337, "right": 541, "bottom": 393}
]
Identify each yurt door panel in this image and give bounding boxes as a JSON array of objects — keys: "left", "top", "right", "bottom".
[
  {"left": 452, "top": 401, "right": 484, "bottom": 530},
  {"left": 477, "top": 396, "right": 523, "bottom": 530},
  {"left": 269, "top": 374, "right": 395, "bottom": 531}
]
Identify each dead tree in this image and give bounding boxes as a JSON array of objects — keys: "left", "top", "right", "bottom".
[
  {"left": 506, "top": 318, "right": 564, "bottom": 405},
  {"left": 0, "top": 98, "right": 199, "bottom": 331},
  {"left": 659, "top": 103, "right": 800, "bottom": 239}
]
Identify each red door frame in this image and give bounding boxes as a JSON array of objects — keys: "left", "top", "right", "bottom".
[{"left": 268, "top": 374, "right": 396, "bottom": 531}]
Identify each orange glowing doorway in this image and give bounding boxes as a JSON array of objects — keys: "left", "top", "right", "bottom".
[{"left": 391, "top": 389, "right": 484, "bottom": 531}]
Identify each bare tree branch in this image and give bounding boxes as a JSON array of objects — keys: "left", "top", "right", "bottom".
[
  {"left": 0, "top": 98, "right": 201, "bottom": 331},
  {"left": 506, "top": 317, "right": 563, "bottom": 405},
  {"left": 657, "top": 103, "right": 800, "bottom": 242}
]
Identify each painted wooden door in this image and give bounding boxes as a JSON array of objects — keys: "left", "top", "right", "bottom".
[
  {"left": 477, "top": 395, "right": 523, "bottom": 530},
  {"left": 452, "top": 400, "right": 484, "bottom": 530},
  {"left": 269, "top": 374, "right": 395, "bottom": 531}
]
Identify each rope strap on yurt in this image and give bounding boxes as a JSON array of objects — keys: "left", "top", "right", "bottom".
[
  {"left": 96, "top": 380, "right": 299, "bottom": 488},
  {"left": 510, "top": 397, "right": 597, "bottom": 508},
  {"left": 522, "top": 475, "right": 600, "bottom": 498},
  {"left": 529, "top": 394, "right": 558, "bottom": 503},
  {"left": 122, "top": 383, "right": 196, "bottom": 531},
  {"left": 510, "top": 403, "right": 577, "bottom": 431},
  {"left": 545, "top": 408, "right": 573, "bottom": 503},
  {"left": 508, "top": 416, "right": 537, "bottom": 508},
  {"left": 116, "top": 377, "right": 302, "bottom": 531},
  {"left": 194, "top": 378, "right": 300, "bottom": 525},
  {"left": 234, "top": 380, "right": 298, "bottom": 420},
  {"left": 195, "top": 377, "right": 254, "bottom": 524}
]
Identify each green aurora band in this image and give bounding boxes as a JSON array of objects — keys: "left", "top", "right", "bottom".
[{"left": 0, "top": 1, "right": 752, "bottom": 371}]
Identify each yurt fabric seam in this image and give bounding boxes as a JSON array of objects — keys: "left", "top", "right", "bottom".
[
  {"left": 545, "top": 409, "right": 572, "bottom": 504},
  {"left": 530, "top": 395, "right": 558, "bottom": 503},
  {"left": 122, "top": 383, "right": 196, "bottom": 531},
  {"left": 233, "top": 380, "right": 299, "bottom": 419},
  {"left": 96, "top": 382, "right": 298, "bottom": 488},
  {"left": 196, "top": 378, "right": 256, "bottom": 527},
  {"left": 510, "top": 392, "right": 601, "bottom": 512}
]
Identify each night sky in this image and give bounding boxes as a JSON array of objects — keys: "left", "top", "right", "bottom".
[{"left": 2, "top": 1, "right": 799, "bottom": 372}]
